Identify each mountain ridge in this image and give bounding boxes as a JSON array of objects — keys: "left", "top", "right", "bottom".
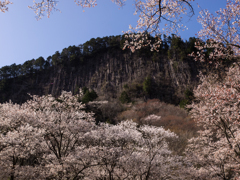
[{"left": 0, "top": 35, "right": 208, "bottom": 105}]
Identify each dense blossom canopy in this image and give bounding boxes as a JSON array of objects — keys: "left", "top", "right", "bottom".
[
  {"left": 186, "top": 64, "right": 240, "bottom": 179},
  {"left": 0, "top": 90, "right": 182, "bottom": 179}
]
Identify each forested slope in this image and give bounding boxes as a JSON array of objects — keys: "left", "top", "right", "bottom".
[{"left": 0, "top": 35, "right": 213, "bottom": 104}]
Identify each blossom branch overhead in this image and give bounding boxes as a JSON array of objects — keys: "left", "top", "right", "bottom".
[
  {"left": 2, "top": 0, "right": 240, "bottom": 56},
  {"left": 0, "top": 0, "right": 12, "bottom": 13},
  {"left": 28, "top": 0, "right": 60, "bottom": 19},
  {"left": 0, "top": 0, "right": 195, "bottom": 52},
  {"left": 196, "top": 0, "right": 240, "bottom": 59},
  {"left": 123, "top": 0, "right": 195, "bottom": 52}
]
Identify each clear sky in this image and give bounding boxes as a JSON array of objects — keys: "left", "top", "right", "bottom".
[{"left": 0, "top": 0, "right": 227, "bottom": 68}]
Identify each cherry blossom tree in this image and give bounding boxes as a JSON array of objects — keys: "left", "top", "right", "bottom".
[
  {"left": 185, "top": 63, "right": 240, "bottom": 179},
  {"left": 186, "top": 2, "right": 240, "bottom": 177},
  {"left": 84, "top": 120, "right": 182, "bottom": 179},
  {"left": 189, "top": 39, "right": 235, "bottom": 67},
  {"left": 122, "top": 0, "right": 194, "bottom": 52},
  {"left": 0, "top": 90, "right": 96, "bottom": 179},
  {"left": 198, "top": 0, "right": 240, "bottom": 54},
  {"left": 0, "top": 89, "right": 183, "bottom": 179},
  {"left": 189, "top": 0, "right": 240, "bottom": 67}
]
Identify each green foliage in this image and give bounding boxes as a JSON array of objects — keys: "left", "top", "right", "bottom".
[
  {"left": 52, "top": 51, "right": 61, "bottom": 66},
  {"left": 167, "top": 35, "right": 185, "bottom": 60},
  {"left": 167, "top": 34, "right": 197, "bottom": 61},
  {"left": 74, "top": 85, "right": 80, "bottom": 95},
  {"left": 82, "top": 86, "right": 89, "bottom": 94},
  {"left": 44, "top": 57, "right": 51, "bottom": 69},
  {"left": 184, "top": 88, "right": 194, "bottom": 99},
  {"left": 161, "top": 34, "right": 170, "bottom": 54},
  {"left": 9, "top": 63, "right": 20, "bottom": 78},
  {"left": 81, "top": 89, "right": 98, "bottom": 104},
  {"left": 0, "top": 66, "right": 11, "bottom": 79},
  {"left": 186, "top": 37, "right": 197, "bottom": 55},
  {"left": 179, "top": 99, "right": 189, "bottom": 109},
  {"left": 180, "top": 88, "right": 194, "bottom": 109},
  {"left": 143, "top": 76, "right": 152, "bottom": 95},
  {"left": 35, "top": 56, "right": 45, "bottom": 71},
  {"left": 119, "top": 91, "right": 131, "bottom": 104},
  {"left": 82, "top": 35, "right": 123, "bottom": 55}
]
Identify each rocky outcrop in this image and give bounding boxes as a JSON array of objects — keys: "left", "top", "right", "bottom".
[
  {"left": 46, "top": 50, "right": 201, "bottom": 104},
  {"left": 2, "top": 49, "right": 202, "bottom": 105}
]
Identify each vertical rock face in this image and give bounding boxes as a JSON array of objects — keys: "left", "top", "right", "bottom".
[
  {"left": 45, "top": 49, "right": 201, "bottom": 105},
  {"left": 2, "top": 49, "right": 202, "bottom": 104}
]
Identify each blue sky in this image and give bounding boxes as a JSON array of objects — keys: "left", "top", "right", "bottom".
[{"left": 0, "top": 0, "right": 227, "bottom": 68}]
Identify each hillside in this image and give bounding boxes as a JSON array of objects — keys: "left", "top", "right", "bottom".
[{"left": 0, "top": 35, "right": 210, "bottom": 105}]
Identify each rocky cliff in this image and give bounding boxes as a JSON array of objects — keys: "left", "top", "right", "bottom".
[{"left": 1, "top": 47, "right": 203, "bottom": 105}]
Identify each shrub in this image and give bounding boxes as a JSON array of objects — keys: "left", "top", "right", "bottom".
[
  {"left": 179, "top": 88, "right": 194, "bottom": 109},
  {"left": 81, "top": 89, "right": 98, "bottom": 103},
  {"left": 119, "top": 91, "right": 131, "bottom": 104}
]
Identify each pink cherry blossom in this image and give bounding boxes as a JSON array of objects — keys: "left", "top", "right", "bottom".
[{"left": 185, "top": 64, "right": 240, "bottom": 179}]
